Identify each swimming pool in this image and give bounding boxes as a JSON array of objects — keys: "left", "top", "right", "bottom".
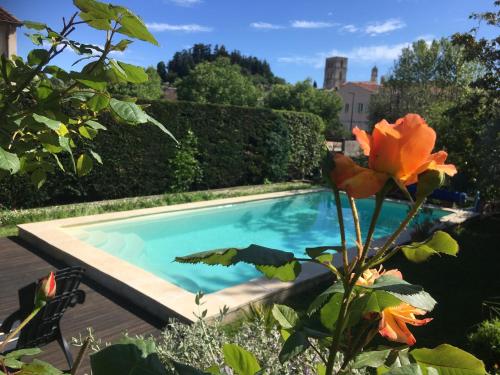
[
  {"left": 20, "top": 189, "right": 469, "bottom": 322},
  {"left": 66, "top": 191, "right": 448, "bottom": 294}
]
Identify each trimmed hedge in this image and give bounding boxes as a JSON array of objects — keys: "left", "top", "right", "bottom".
[{"left": 0, "top": 100, "right": 324, "bottom": 209}]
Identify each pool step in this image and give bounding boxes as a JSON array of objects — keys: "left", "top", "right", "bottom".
[{"left": 80, "top": 231, "right": 146, "bottom": 260}]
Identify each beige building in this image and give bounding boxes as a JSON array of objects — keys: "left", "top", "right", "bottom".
[
  {"left": 0, "top": 7, "right": 21, "bottom": 57},
  {"left": 324, "top": 57, "right": 380, "bottom": 133}
]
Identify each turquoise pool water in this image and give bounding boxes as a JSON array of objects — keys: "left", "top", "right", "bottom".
[{"left": 69, "top": 191, "right": 449, "bottom": 293}]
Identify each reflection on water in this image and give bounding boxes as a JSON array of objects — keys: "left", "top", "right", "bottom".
[{"left": 70, "top": 191, "right": 449, "bottom": 293}]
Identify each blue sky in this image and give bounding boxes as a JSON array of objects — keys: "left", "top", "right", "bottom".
[{"left": 3, "top": 0, "right": 496, "bottom": 86}]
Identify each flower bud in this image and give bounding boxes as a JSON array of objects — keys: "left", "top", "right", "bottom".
[{"left": 416, "top": 170, "right": 445, "bottom": 203}]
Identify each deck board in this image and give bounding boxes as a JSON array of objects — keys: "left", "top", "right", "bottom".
[{"left": 0, "top": 236, "right": 163, "bottom": 374}]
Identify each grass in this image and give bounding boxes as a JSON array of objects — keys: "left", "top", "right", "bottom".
[{"left": 0, "top": 182, "right": 317, "bottom": 238}]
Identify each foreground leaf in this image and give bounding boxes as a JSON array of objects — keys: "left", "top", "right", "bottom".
[
  {"left": 272, "top": 304, "right": 299, "bottom": 329},
  {"left": 279, "top": 331, "right": 310, "bottom": 364},
  {"left": 401, "top": 231, "right": 459, "bottom": 263},
  {"left": 109, "top": 98, "right": 148, "bottom": 124},
  {"left": 223, "top": 343, "right": 261, "bottom": 375},
  {"left": 320, "top": 293, "right": 343, "bottom": 331},
  {"left": 0, "top": 147, "right": 20, "bottom": 174},
  {"left": 352, "top": 349, "right": 392, "bottom": 369},
  {"left": 410, "top": 344, "right": 486, "bottom": 375}
]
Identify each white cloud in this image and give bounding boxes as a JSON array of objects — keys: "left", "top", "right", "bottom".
[
  {"left": 146, "top": 22, "right": 213, "bottom": 32},
  {"left": 341, "top": 24, "right": 358, "bottom": 33},
  {"left": 168, "top": 0, "right": 202, "bottom": 6},
  {"left": 365, "top": 18, "right": 406, "bottom": 35},
  {"left": 278, "top": 42, "right": 412, "bottom": 68},
  {"left": 291, "top": 20, "right": 337, "bottom": 29},
  {"left": 250, "top": 22, "right": 284, "bottom": 30}
]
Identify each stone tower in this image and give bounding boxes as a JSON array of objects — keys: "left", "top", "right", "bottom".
[
  {"left": 371, "top": 66, "right": 378, "bottom": 83},
  {"left": 323, "top": 56, "right": 347, "bottom": 90}
]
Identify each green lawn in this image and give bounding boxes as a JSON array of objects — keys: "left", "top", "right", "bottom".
[{"left": 0, "top": 182, "right": 317, "bottom": 238}]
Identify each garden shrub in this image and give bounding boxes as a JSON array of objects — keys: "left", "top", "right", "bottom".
[
  {"left": 0, "top": 101, "right": 324, "bottom": 209},
  {"left": 468, "top": 319, "right": 500, "bottom": 371}
]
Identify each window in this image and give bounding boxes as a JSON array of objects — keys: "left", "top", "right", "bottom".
[
  {"left": 344, "top": 103, "right": 349, "bottom": 113},
  {"left": 357, "top": 103, "right": 364, "bottom": 113}
]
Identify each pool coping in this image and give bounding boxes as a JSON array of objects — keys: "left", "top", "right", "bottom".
[{"left": 18, "top": 188, "right": 476, "bottom": 324}]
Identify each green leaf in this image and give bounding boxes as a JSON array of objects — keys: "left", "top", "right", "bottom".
[
  {"left": 117, "top": 61, "right": 148, "bottom": 83},
  {"left": 320, "top": 293, "right": 343, "bottom": 331},
  {"left": 87, "top": 93, "right": 110, "bottom": 111},
  {"left": 31, "top": 169, "right": 47, "bottom": 189},
  {"left": 109, "top": 98, "right": 149, "bottom": 124},
  {"left": 256, "top": 261, "right": 301, "bottom": 281},
  {"left": 401, "top": 231, "right": 459, "bottom": 263},
  {"left": 90, "top": 150, "right": 103, "bottom": 164},
  {"left": 90, "top": 342, "right": 167, "bottom": 375},
  {"left": 76, "top": 153, "right": 93, "bottom": 177},
  {"left": 278, "top": 331, "right": 310, "bottom": 364},
  {"left": 79, "top": 11, "right": 112, "bottom": 30},
  {"left": 117, "top": 13, "right": 159, "bottom": 46},
  {"left": 364, "top": 291, "right": 402, "bottom": 313},
  {"left": 5, "top": 348, "right": 42, "bottom": 359},
  {"left": 32, "top": 114, "right": 62, "bottom": 132},
  {"left": 23, "top": 21, "right": 47, "bottom": 30},
  {"left": 272, "top": 304, "right": 299, "bottom": 329},
  {"left": 383, "top": 364, "right": 424, "bottom": 375},
  {"left": 113, "top": 39, "right": 133, "bottom": 51},
  {"left": 74, "top": 0, "right": 117, "bottom": 18},
  {"left": 305, "top": 246, "right": 342, "bottom": 258},
  {"left": 307, "top": 282, "right": 344, "bottom": 316},
  {"left": 16, "top": 359, "right": 64, "bottom": 374},
  {"left": 410, "top": 344, "right": 486, "bottom": 375},
  {"left": 27, "top": 49, "right": 49, "bottom": 66},
  {"left": 176, "top": 248, "right": 238, "bottom": 266},
  {"left": 85, "top": 120, "right": 107, "bottom": 130},
  {"left": 144, "top": 114, "right": 178, "bottom": 142},
  {"left": 223, "top": 343, "right": 261, "bottom": 375},
  {"left": 352, "top": 349, "right": 392, "bottom": 369},
  {"left": 76, "top": 78, "right": 107, "bottom": 91},
  {"left": 0, "top": 147, "right": 20, "bottom": 174}
]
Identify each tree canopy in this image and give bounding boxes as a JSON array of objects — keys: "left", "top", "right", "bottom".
[
  {"left": 264, "top": 79, "right": 342, "bottom": 137},
  {"left": 158, "top": 43, "right": 285, "bottom": 86},
  {"left": 175, "top": 57, "right": 261, "bottom": 106}
]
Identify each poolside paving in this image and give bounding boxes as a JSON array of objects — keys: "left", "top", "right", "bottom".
[{"left": 0, "top": 236, "right": 162, "bottom": 374}]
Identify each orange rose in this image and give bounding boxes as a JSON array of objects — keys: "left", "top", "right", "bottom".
[
  {"left": 330, "top": 153, "right": 388, "bottom": 199},
  {"left": 353, "top": 114, "right": 457, "bottom": 188},
  {"left": 355, "top": 266, "right": 402, "bottom": 286},
  {"left": 379, "top": 303, "right": 433, "bottom": 345}
]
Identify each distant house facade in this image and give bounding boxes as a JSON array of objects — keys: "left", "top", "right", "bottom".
[
  {"left": 0, "top": 7, "right": 21, "bottom": 57},
  {"left": 324, "top": 56, "right": 380, "bottom": 132}
]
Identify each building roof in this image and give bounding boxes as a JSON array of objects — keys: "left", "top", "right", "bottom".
[
  {"left": 0, "top": 7, "right": 22, "bottom": 26},
  {"left": 341, "top": 81, "right": 380, "bottom": 92}
]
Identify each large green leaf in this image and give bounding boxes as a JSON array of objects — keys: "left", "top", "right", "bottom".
[
  {"left": 90, "top": 342, "right": 167, "bottom": 375},
  {"left": 16, "top": 359, "right": 64, "bottom": 375},
  {"left": 175, "top": 248, "right": 238, "bottom": 266},
  {"left": 223, "top": 343, "right": 261, "bottom": 375},
  {"left": 272, "top": 304, "right": 299, "bottom": 329},
  {"left": 27, "top": 49, "right": 49, "bottom": 66},
  {"left": 305, "top": 245, "right": 342, "bottom": 258},
  {"left": 76, "top": 153, "right": 93, "bottom": 176},
  {"left": 117, "top": 61, "right": 148, "bottom": 83},
  {"left": 381, "top": 364, "right": 424, "bottom": 375},
  {"left": 401, "top": 231, "right": 459, "bottom": 263},
  {"left": 352, "top": 349, "right": 392, "bottom": 369},
  {"left": 87, "top": 93, "right": 110, "bottom": 111},
  {"left": 32, "top": 113, "right": 63, "bottom": 132},
  {"left": 410, "top": 344, "right": 486, "bottom": 375},
  {"left": 256, "top": 261, "right": 301, "bottom": 281},
  {"left": 144, "top": 114, "right": 178, "bottom": 142},
  {"left": 278, "top": 331, "right": 310, "bottom": 364},
  {"left": 109, "top": 98, "right": 149, "bottom": 124},
  {"left": 85, "top": 119, "right": 107, "bottom": 130},
  {"left": 117, "top": 13, "right": 159, "bottom": 46},
  {"left": 361, "top": 276, "right": 437, "bottom": 312},
  {"left": 307, "top": 282, "right": 344, "bottom": 315},
  {"left": 320, "top": 292, "right": 343, "bottom": 331},
  {"left": 364, "top": 291, "right": 402, "bottom": 313},
  {"left": 0, "top": 147, "right": 20, "bottom": 174},
  {"left": 23, "top": 20, "right": 47, "bottom": 30}
]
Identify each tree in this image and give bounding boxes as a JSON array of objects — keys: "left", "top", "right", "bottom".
[
  {"left": 162, "top": 43, "right": 285, "bottom": 86},
  {"left": 368, "top": 38, "right": 478, "bottom": 124},
  {"left": 175, "top": 57, "right": 261, "bottom": 106},
  {"left": 264, "top": 79, "right": 342, "bottom": 137},
  {"left": 109, "top": 67, "right": 163, "bottom": 100},
  {"left": 0, "top": 0, "right": 174, "bottom": 186},
  {"left": 157, "top": 61, "right": 168, "bottom": 82}
]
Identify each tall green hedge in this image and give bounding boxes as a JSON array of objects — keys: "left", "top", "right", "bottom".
[{"left": 0, "top": 100, "right": 324, "bottom": 209}]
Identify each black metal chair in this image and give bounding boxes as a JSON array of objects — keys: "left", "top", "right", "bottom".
[{"left": 0, "top": 266, "right": 86, "bottom": 369}]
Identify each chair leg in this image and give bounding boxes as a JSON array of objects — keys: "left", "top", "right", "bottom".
[{"left": 57, "top": 332, "right": 73, "bottom": 370}]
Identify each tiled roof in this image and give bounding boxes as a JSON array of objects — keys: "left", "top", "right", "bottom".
[
  {"left": 0, "top": 7, "right": 22, "bottom": 26},
  {"left": 342, "top": 81, "right": 380, "bottom": 92}
]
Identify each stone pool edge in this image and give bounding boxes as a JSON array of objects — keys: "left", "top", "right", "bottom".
[{"left": 17, "top": 189, "right": 475, "bottom": 324}]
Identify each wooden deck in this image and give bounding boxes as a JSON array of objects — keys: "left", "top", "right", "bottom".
[{"left": 0, "top": 236, "right": 164, "bottom": 374}]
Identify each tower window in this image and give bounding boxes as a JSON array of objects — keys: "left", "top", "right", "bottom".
[
  {"left": 357, "top": 103, "right": 364, "bottom": 113},
  {"left": 345, "top": 103, "right": 349, "bottom": 113}
]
